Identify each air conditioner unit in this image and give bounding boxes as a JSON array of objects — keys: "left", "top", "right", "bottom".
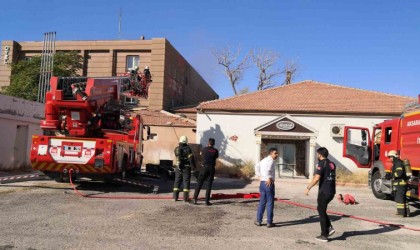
[{"left": 330, "top": 124, "right": 345, "bottom": 137}]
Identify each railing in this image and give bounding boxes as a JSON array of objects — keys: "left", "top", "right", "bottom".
[{"left": 277, "top": 163, "right": 297, "bottom": 178}]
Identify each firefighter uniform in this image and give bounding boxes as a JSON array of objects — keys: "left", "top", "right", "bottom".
[
  {"left": 193, "top": 139, "right": 219, "bottom": 205},
  {"left": 173, "top": 136, "right": 196, "bottom": 202},
  {"left": 390, "top": 152, "right": 409, "bottom": 217}
]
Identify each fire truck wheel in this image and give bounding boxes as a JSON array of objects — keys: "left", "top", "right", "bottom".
[{"left": 371, "top": 171, "right": 391, "bottom": 200}]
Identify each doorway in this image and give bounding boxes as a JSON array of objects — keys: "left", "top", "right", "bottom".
[
  {"left": 266, "top": 143, "right": 296, "bottom": 178},
  {"left": 14, "top": 125, "right": 29, "bottom": 167}
]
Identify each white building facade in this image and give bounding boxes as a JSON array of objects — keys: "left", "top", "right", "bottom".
[
  {"left": 196, "top": 81, "right": 415, "bottom": 178},
  {"left": 197, "top": 112, "right": 392, "bottom": 177}
]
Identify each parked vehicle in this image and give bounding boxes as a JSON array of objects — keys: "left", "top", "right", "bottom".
[
  {"left": 30, "top": 75, "right": 152, "bottom": 183},
  {"left": 343, "top": 95, "right": 420, "bottom": 200}
]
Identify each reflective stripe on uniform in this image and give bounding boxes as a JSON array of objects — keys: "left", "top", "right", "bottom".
[
  {"left": 173, "top": 188, "right": 180, "bottom": 191},
  {"left": 183, "top": 189, "right": 189, "bottom": 192},
  {"left": 393, "top": 180, "right": 407, "bottom": 185}
]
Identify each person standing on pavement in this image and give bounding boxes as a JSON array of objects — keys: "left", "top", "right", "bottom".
[
  {"left": 388, "top": 150, "right": 409, "bottom": 217},
  {"left": 173, "top": 135, "right": 196, "bottom": 202},
  {"left": 192, "top": 138, "right": 219, "bottom": 206},
  {"left": 254, "top": 148, "right": 278, "bottom": 228},
  {"left": 305, "top": 147, "right": 336, "bottom": 242}
]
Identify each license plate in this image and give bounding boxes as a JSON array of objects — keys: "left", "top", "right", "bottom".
[
  {"left": 63, "top": 146, "right": 81, "bottom": 151},
  {"left": 61, "top": 141, "right": 83, "bottom": 157}
]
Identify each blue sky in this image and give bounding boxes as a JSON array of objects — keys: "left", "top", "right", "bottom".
[{"left": 1, "top": 0, "right": 419, "bottom": 99}]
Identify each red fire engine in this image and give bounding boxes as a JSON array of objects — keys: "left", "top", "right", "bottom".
[
  {"left": 343, "top": 95, "right": 420, "bottom": 200},
  {"left": 30, "top": 72, "right": 152, "bottom": 184}
]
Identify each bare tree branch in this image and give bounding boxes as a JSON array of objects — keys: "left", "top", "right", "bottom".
[
  {"left": 212, "top": 45, "right": 250, "bottom": 95},
  {"left": 238, "top": 87, "right": 250, "bottom": 95},
  {"left": 251, "top": 49, "right": 281, "bottom": 90},
  {"left": 282, "top": 60, "right": 298, "bottom": 85}
]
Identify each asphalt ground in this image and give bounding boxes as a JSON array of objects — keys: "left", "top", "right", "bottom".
[{"left": 0, "top": 174, "right": 419, "bottom": 250}]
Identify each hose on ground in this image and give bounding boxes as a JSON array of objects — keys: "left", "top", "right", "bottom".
[{"left": 67, "top": 169, "right": 420, "bottom": 232}]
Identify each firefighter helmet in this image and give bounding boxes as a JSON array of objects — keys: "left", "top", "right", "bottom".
[
  {"left": 179, "top": 135, "right": 188, "bottom": 144},
  {"left": 388, "top": 150, "right": 398, "bottom": 158}
]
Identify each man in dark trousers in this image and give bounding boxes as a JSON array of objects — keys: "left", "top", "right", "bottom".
[
  {"left": 254, "top": 148, "right": 278, "bottom": 228},
  {"left": 305, "top": 147, "right": 336, "bottom": 242},
  {"left": 192, "top": 138, "right": 219, "bottom": 206},
  {"left": 173, "top": 135, "right": 196, "bottom": 202},
  {"left": 388, "top": 150, "right": 409, "bottom": 217}
]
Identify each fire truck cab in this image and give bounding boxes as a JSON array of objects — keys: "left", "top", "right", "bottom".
[{"left": 343, "top": 96, "right": 420, "bottom": 200}]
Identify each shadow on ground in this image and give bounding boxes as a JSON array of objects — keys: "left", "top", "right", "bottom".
[
  {"left": 332, "top": 224, "right": 400, "bottom": 241},
  {"left": 191, "top": 199, "right": 260, "bottom": 206},
  {"left": 273, "top": 215, "right": 342, "bottom": 227}
]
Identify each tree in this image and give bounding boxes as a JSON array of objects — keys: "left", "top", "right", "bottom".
[
  {"left": 238, "top": 87, "right": 250, "bottom": 95},
  {"left": 3, "top": 51, "right": 83, "bottom": 101},
  {"left": 212, "top": 45, "right": 249, "bottom": 95},
  {"left": 282, "top": 60, "right": 298, "bottom": 85},
  {"left": 251, "top": 49, "right": 281, "bottom": 90}
]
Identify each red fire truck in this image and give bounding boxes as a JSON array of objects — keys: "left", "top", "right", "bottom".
[
  {"left": 30, "top": 74, "right": 152, "bottom": 183},
  {"left": 343, "top": 95, "right": 420, "bottom": 200}
]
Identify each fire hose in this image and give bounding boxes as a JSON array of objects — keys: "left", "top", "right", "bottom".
[
  {"left": 67, "top": 169, "right": 420, "bottom": 232},
  {"left": 276, "top": 199, "right": 420, "bottom": 232}
]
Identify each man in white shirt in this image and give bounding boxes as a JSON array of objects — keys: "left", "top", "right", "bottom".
[{"left": 254, "top": 148, "right": 278, "bottom": 228}]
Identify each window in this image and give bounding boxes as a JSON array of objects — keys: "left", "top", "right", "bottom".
[
  {"left": 385, "top": 127, "right": 392, "bottom": 144},
  {"left": 126, "top": 55, "right": 139, "bottom": 71}
]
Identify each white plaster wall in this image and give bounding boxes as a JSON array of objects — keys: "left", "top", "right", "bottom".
[
  {"left": 196, "top": 113, "right": 275, "bottom": 165},
  {"left": 296, "top": 115, "right": 389, "bottom": 172},
  {"left": 0, "top": 95, "right": 43, "bottom": 170},
  {"left": 197, "top": 112, "right": 396, "bottom": 172}
]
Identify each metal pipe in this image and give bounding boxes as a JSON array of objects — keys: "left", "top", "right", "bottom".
[
  {"left": 38, "top": 32, "right": 47, "bottom": 102},
  {"left": 43, "top": 32, "right": 52, "bottom": 103}
]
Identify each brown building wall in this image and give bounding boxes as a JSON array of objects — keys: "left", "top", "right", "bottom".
[
  {"left": 163, "top": 40, "right": 218, "bottom": 110},
  {"left": 0, "top": 41, "right": 19, "bottom": 85},
  {"left": 0, "top": 38, "right": 218, "bottom": 111}
]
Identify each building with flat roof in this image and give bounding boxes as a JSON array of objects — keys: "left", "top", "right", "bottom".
[{"left": 0, "top": 38, "right": 218, "bottom": 111}]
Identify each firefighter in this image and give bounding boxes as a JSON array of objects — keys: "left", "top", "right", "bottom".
[
  {"left": 192, "top": 138, "right": 219, "bottom": 206},
  {"left": 144, "top": 66, "right": 151, "bottom": 80},
  {"left": 388, "top": 150, "right": 410, "bottom": 217},
  {"left": 173, "top": 135, "right": 196, "bottom": 202}
]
